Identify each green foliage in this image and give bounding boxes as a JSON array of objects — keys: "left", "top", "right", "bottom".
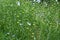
[{"left": 0, "top": 0, "right": 60, "bottom": 40}]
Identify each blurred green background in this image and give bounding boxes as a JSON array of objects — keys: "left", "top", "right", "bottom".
[{"left": 0, "top": 0, "right": 60, "bottom": 40}]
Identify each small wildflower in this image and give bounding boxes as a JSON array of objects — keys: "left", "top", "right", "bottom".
[
  {"left": 34, "top": 0, "right": 36, "bottom": 2},
  {"left": 36, "top": 0, "right": 41, "bottom": 3},
  {"left": 16, "top": 1, "right": 20, "bottom": 6},
  {"left": 56, "top": 0, "right": 58, "bottom": 2}
]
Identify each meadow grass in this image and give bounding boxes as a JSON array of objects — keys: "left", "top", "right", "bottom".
[{"left": 0, "top": 0, "right": 60, "bottom": 40}]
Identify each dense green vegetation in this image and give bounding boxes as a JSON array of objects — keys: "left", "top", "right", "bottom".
[{"left": 0, "top": 0, "right": 60, "bottom": 40}]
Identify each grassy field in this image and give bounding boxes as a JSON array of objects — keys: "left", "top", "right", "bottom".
[{"left": 0, "top": 0, "right": 60, "bottom": 40}]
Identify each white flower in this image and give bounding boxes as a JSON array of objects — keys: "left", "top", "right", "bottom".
[
  {"left": 16, "top": 1, "right": 20, "bottom": 6},
  {"left": 34, "top": 0, "right": 36, "bottom": 2},
  {"left": 36, "top": 0, "right": 41, "bottom": 3},
  {"left": 56, "top": 0, "right": 58, "bottom": 2}
]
